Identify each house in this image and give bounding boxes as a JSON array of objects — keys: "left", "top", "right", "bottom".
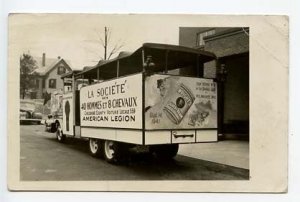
[
  {"left": 29, "top": 53, "right": 72, "bottom": 99},
  {"left": 179, "top": 27, "right": 249, "bottom": 139}
]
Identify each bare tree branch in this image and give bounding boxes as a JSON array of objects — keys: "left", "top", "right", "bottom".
[
  {"left": 107, "top": 28, "right": 112, "bottom": 44},
  {"left": 94, "top": 29, "right": 105, "bottom": 46},
  {"left": 107, "top": 42, "right": 124, "bottom": 60},
  {"left": 88, "top": 27, "right": 125, "bottom": 61},
  {"left": 83, "top": 45, "right": 103, "bottom": 60}
]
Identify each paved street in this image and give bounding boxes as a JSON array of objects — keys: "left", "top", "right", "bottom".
[{"left": 20, "top": 125, "right": 249, "bottom": 181}]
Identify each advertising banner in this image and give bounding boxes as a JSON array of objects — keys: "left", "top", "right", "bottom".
[
  {"left": 80, "top": 73, "right": 143, "bottom": 129},
  {"left": 145, "top": 74, "right": 217, "bottom": 130}
]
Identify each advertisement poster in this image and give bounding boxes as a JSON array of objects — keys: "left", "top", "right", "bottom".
[
  {"left": 145, "top": 75, "right": 217, "bottom": 130},
  {"left": 80, "top": 73, "right": 143, "bottom": 129}
]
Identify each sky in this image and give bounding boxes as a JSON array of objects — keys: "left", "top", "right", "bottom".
[{"left": 9, "top": 14, "right": 181, "bottom": 70}]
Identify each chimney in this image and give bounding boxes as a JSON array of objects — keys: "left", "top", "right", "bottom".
[
  {"left": 42, "top": 53, "right": 46, "bottom": 66},
  {"left": 57, "top": 56, "right": 61, "bottom": 59}
]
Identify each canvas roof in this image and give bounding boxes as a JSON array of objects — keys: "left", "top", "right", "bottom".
[{"left": 75, "top": 43, "right": 216, "bottom": 79}]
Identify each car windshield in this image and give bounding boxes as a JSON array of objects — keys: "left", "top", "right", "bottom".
[{"left": 20, "top": 101, "right": 35, "bottom": 111}]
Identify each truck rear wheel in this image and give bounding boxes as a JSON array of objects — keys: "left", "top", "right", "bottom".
[
  {"left": 89, "top": 138, "right": 103, "bottom": 158},
  {"left": 103, "top": 140, "right": 129, "bottom": 164},
  {"left": 150, "top": 144, "right": 179, "bottom": 159}
]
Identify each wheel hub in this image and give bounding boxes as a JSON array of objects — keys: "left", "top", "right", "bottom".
[
  {"left": 57, "top": 130, "right": 62, "bottom": 140},
  {"left": 89, "top": 139, "right": 99, "bottom": 153},
  {"left": 105, "top": 141, "right": 115, "bottom": 159}
]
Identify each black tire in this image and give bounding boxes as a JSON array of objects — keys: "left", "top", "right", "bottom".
[
  {"left": 150, "top": 144, "right": 179, "bottom": 159},
  {"left": 89, "top": 138, "right": 103, "bottom": 158},
  {"left": 103, "top": 140, "right": 129, "bottom": 164},
  {"left": 56, "top": 125, "right": 66, "bottom": 143},
  {"left": 50, "top": 122, "right": 58, "bottom": 133}
]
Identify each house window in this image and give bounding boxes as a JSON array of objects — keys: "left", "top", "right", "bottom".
[
  {"left": 30, "top": 79, "right": 35, "bottom": 88},
  {"left": 57, "top": 66, "right": 66, "bottom": 75},
  {"left": 49, "top": 79, "right": 56, "bottom": 89},
  {"left": 196, "top": 29, "right": 216, "bottom": 47},
  {"left": 35, "top": 79, "right": 39, "bottom": 88}
]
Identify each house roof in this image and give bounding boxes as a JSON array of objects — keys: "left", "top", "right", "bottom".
[{"left": 32, "top": 57, "right": 72, "bottom": 76}]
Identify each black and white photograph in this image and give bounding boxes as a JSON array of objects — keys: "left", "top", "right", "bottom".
[{"left": 7, "top": 14, "right": 288, "bottom": 192}]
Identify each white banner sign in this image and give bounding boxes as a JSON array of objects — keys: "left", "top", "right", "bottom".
[
  {"left": 145, "top": 74, "right": 217, "bottom": 129},
  {"left": 80, "top": 73, "right": 143, "bottom": 129}
]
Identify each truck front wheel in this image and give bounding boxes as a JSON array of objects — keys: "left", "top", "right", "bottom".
[
  {"left": 103, "top": 140, "right": 129, "bottom": 164},
  {"left": 89, "top": 138, "right": 103, "bottom": 158},
  {"left": 150, "top": 144, "right": 179, "bottom": 159},
  {"left": 51, "top": 122, "right": 59, "bottom": 133},
  {"left": 56, "top": 125, "right": 66, "bottom": 143}
]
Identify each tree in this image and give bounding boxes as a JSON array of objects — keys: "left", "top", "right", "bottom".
[
  {"left": 102, "top": 27, "right": 125, "bottom": 60},
  {"left": 20, "top": 53, "right": 37, "bottom": 99},
  {"left": 85, "top": 27, "right": 124, "bottom": 61}
]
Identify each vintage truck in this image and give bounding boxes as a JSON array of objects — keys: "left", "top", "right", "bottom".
[{"left": 46, "top": 43, "right": 219, "bottom": 164}]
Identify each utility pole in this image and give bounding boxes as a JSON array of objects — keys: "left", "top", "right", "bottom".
[
  {"left": 85, "top": 26, "right": 124, "bottom": 61},
  {"left": 104, "top": 27, "right": 108, "bottom": 60}
]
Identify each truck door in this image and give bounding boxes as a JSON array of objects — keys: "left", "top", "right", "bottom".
[{"left": 62, "top": 93, "right": 74, "bottom": 136}]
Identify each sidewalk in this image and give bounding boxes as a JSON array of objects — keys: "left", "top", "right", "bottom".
[{"left": 178, "top": 140, "right": 249, "bottom": 169}]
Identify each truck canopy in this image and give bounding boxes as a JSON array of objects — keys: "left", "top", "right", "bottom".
[{"left": 75, "top": 43, "right": 216, "bottom": 80}]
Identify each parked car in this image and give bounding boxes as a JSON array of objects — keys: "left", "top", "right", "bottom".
[
  {"left": 45, "top": 114, "right": 60, "bottom": 132},
  {"left": 20, "top": 100, "right": 42, "bottom": 124}
]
